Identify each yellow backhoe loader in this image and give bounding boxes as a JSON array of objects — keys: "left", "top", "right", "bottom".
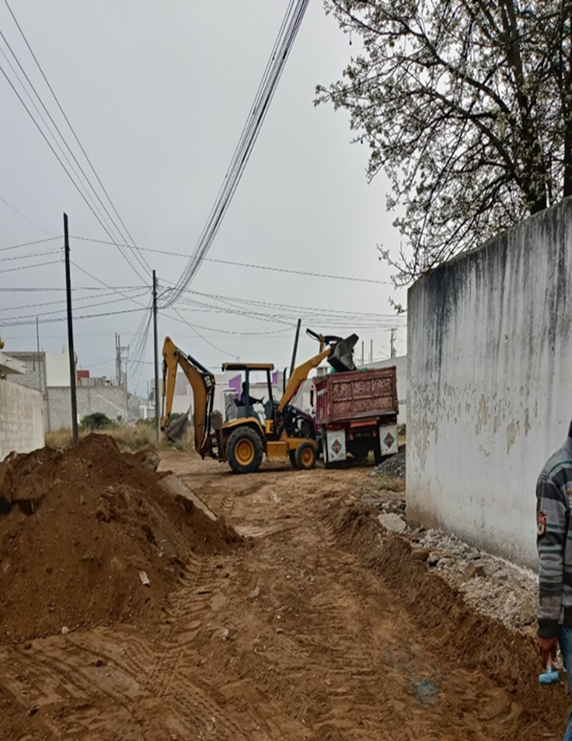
[{"left": 161, "top": 331, "right": 358, "bottom": 474}]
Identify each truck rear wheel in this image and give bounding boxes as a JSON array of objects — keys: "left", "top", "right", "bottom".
[
  {"left": 294, "top": 442, "right": 317, "bottom": 471},
  {"left": 227, "top": 427, "right": 263, "bottom": 474}
]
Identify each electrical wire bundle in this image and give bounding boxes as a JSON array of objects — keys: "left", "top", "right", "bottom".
[{"left": 160, "top": 0, "right": 310, "bottom": 308}]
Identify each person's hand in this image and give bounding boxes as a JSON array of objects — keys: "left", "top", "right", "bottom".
[{"left": 536, "top": 635, "right": 558, "bottom": 668}]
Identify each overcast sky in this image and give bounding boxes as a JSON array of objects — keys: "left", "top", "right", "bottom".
[{"left": 0, "top": 0, "right": 407, "bottom": 396}]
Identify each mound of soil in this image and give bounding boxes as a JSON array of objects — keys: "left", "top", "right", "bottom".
[{"left": 0, "top": 434, "right": 241, "bottom": 643}]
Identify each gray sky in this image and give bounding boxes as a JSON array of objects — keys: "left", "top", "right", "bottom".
[{"left": 0, "top": 0, "right": 407, "bottom": 396}]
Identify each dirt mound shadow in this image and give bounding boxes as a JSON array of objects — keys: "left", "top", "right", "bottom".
[{"left": 326, "top": 502, "right": 570, "bottom": 741}]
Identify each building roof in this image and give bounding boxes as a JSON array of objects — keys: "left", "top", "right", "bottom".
[{"left": 0, "top": 351, "right": 26, "bottom": 375}]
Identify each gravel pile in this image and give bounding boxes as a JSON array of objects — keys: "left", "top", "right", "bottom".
[{"left": 370, "top": 445, "right": 406, "bottom": 479}]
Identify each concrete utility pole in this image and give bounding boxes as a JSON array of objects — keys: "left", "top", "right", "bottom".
[
  {"left": 64, "top": 213, "right": 79, "bottom": 444},
  {"left": 390, "top": 328, "right": 396, "bottom": 359},
  {"left": 153, "top": 270, "right": 160, "bottom": 445},
  {"left": 35, "top": 317, "right": 42, "bottom": 393}
]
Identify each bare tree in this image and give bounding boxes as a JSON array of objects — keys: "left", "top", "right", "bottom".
[{"left": 316, "top": 0, "right": 572, "bottom": 284}]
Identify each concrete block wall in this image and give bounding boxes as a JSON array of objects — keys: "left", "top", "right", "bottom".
[
  {"left": 407, "top": 197, "right": 572, "bottom": 569},
  {"left": 46, "top": 386, "right": 128, "bottom": 431},
  {"left": 0, "top": 378, "right": 44, "bottom": 460}
]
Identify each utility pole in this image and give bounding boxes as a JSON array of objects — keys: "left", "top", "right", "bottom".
[
  {"left": 289, "top": 318, "right": 302, "bottom": 377},
  {"left": 115, "top": 333, "right": 121, "bottom": 386},
  {"left": 361, "top": 340, "right": 364, "bottom": 367},
  {"left": 153, "top": 270, "right": 160, "bottom": 444},
  {"left": 370, "top": 339, "right": 373, "bottom": 364},
  {"left": 390, "top": 328, "right": 396, "bottom": 358},
  {"left": 35, "top": 316, "right": 42, "bottom": 393},
  {"left": 64, "top": 213, "right": 79, "bottom": 444}
]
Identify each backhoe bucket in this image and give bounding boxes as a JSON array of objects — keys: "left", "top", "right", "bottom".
[
  {"left": 164, "top": 412, "right": 190, "bottom": 443},
  {"left": 328, "top": 334, "right": 359, "bottom": 372}
]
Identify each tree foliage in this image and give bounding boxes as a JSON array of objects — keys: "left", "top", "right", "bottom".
[
  {"left": 317, "top": 0, "right": 572, "bottom": 284},
  {"left": 81, "top": 412, "right": 113, "bottom": 431}
]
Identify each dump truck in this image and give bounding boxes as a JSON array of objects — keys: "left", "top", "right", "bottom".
[{"left": 314, "top": 365, "right": 399, "bottom": 467}]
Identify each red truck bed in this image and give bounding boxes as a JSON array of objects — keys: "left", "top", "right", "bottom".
[{"left": 314, "top": 367, "right": 398, "bottom": 426}]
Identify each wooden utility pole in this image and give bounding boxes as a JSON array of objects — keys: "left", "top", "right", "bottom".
[
  {"left": 153, "top": 270, "right": 160, "bottom": 444},
  {"left": 64, "top": 213, "right": 79, "bottom": 444},
  {"left": 390, "top": 328, "right": 396, "bottom": 358}
]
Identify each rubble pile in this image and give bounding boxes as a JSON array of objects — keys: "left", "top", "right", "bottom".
[
  {"left": 0, "top": 434, "right": 241, "bottom": 642},
  {"left": 370, "top": 445, "right": 406, "bottom": 479},
  {"left": 370, "top": 496, "right": 537, "bottom": 632}
]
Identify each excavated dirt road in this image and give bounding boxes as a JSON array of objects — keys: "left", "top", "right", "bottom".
[{"left": 0, "top": 450, "right": 568, "bottom": 740}]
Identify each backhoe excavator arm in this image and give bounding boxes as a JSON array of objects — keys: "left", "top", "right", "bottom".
[
  {"left": 276, "top": 331, "right": 359, "bottom": 415},
  {"left": 161, "top": 337, "right": 216, "bottom": 457},
  {"left": 277, "top": 348, "right": 331, "bottom": 414}
]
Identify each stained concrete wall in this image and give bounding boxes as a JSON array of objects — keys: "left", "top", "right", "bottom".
[
  {"left": 0, "top": 378, "right": 44, "bottom": 460},
  {"left": 407, "top": 198, "right": 572, "bottom": 569}
]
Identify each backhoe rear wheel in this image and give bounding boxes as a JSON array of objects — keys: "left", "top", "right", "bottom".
[
  {"left": 294, "top": 442, "right": 317, "bottom": 471},
  {"left": 227, "top": 427, "right": 263, "bottom": 474}
]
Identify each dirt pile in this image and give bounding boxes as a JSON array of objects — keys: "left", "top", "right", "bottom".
[{"left": 0, "top": 434, "right": 241, "bottom": 643}]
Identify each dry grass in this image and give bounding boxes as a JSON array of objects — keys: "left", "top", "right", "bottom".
[
  {"left": 45, "top": 423, "right": 193, "bottom": 453},
  {"left": 375, "top": 475, "right": 406, "bottom": 493}
]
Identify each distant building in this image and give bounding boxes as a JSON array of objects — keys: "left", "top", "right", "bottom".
[
  {"left": 7, "top": 346, "right": 128, "bottom": 431},
  {"left": 360, "top": 355, "right": 407, "bottom": 425}
]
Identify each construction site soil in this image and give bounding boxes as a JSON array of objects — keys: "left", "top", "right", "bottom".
[
  {"left": 0, "top": 443, "right": 568, "bottom": 740},
  {"left": 0, "top": 435, "right": 241, "bottom": 643}
]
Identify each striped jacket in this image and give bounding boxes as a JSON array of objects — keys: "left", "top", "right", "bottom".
[{"left": 537, "top": 431, "right": 572, "bottom": 638}]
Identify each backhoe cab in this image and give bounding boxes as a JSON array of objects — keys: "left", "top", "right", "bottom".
[{"left": 161, "top": 331, "right": 358, "bottom": 475}]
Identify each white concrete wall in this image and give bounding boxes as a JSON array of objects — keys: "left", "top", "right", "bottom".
[
  {"left": 407, "top": 198, "right": 572, "bottom": 569},
  {"left": 46, "top": 346, "right": 72, "bottom": 387},
  {"left": 363, "top": 356, "right": 407, "bottom": 424},
  {"left": 0, "top": 378, "right": 44, "bottom": 460}
]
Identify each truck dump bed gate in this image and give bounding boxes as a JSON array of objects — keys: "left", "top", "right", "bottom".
[{"left": 315, "top": 367, "right": 398, "bottom": 425}]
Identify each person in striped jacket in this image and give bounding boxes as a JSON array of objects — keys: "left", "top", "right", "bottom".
[{"left": 537, "top": 421, "right": 572, "bottom": 741}]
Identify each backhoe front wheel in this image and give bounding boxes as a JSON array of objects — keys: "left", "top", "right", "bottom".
[
  {"left": 227, "top": 427, "right": 263, "bottom": 474},
  {"left": 294, "top": 442, "right": 317, "bottom": 471}
]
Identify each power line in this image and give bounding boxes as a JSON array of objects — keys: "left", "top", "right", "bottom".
[
  {"left": 161, "top": 0, "right": 310, "bottom": 307},
  {"left": 0, "top": 285, "right": 147, "bottom": 292},
  {"left": 0, "top": 14, "right": 149, "bottom": 281},
  {"left": 0, "top": 259, "right": 60, "bottom": 273},
  {"left": 0, "top": 287, "right": 149, "bottom": 314},
  {"left": 71, "top": 235, "right": 392, "bottom": 285},
  {"left": 0, "top": 194, "right": 52, "bottom": 235},
  {"left": 71, "top": 262, "right": 151, "bottom": 309},
  {"left": 0, "top": 248, "right": 60, "bottom": 263},
  {"left": 0, "top": 290, "right": 150, "bottom": 324},
  {"left": 0, "top": 235, "right": 61, "bottom": 253},
  {"left": 0, "top": 60, "right": 148, "bottom": 282},
  {"left": 0, "top": 305, "right": 147, "bottom": 328},
  {"left": 4, "top": 0, "right": 151, "bottom": 276}
]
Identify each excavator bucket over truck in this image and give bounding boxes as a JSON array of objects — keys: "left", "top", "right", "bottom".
[{"left": 161, "top": 332, "right": 358, "bottom": 474}]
